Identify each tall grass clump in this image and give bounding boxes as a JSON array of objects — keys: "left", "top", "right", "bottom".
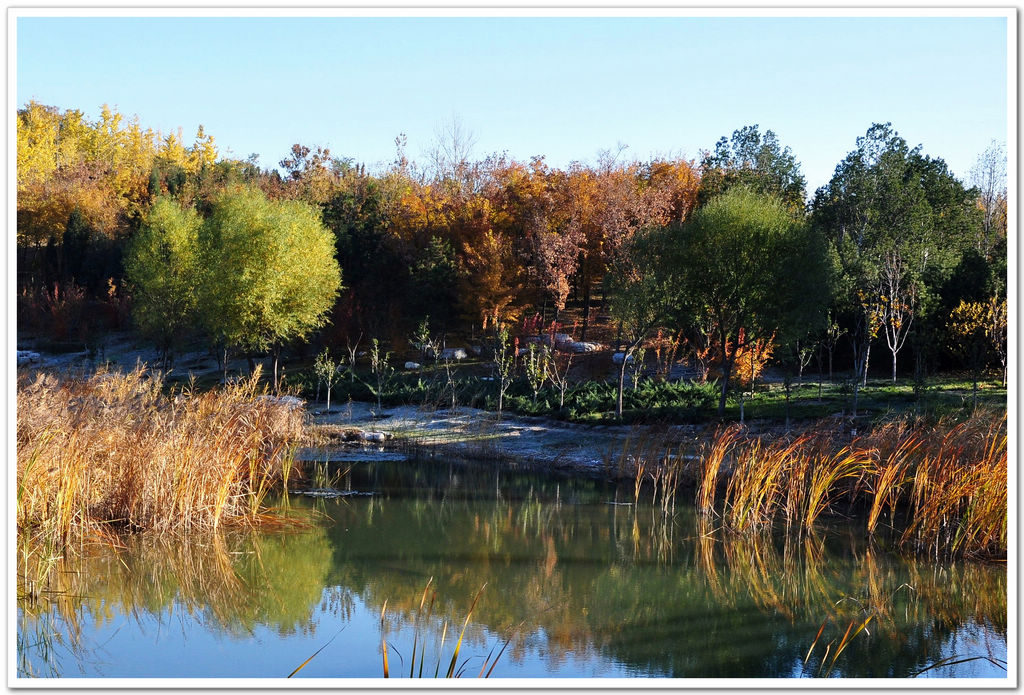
[
  {"left": 697, "top": 425, "right": 741, "bottom": 516},
  {"left": 690, "top": 409, "right": 1006, "bottom": 559},
  {"left": 898, "top": 411, "right": 1007, "bottom": 558},
  {"left": 16, "top": 365, "right": 304, "bottom": 542}
]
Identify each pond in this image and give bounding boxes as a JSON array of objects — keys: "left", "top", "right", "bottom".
[{"left": 16, "top": 455, "right": 1008, "bottom": 681}]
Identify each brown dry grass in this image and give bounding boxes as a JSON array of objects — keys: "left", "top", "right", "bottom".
[
  {"left": 693, "top": 410, "right": 1006, "bottom": 559},
  {"left": 17, "top": 365, "right": 304, "bottom": 542}
]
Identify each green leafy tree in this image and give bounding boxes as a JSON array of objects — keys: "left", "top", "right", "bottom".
[
  {"left": 124, "top": 197, "right": 202, "bottom": 368},
  {"left": 698, "top": 125, "right": 807, "bottom": 213},
  {"left": 664, "top": 187, "right": 827, "bottom": 416},
  {"left": 407, "top": 236, "right": 461, "bottom": 332},
  {"left": 198, "top": 187, "right": 341, "bottom": 386},
  {"left": 812, "top": 123, "right": 980, "bottom": 389},
  {"left": 606, "top": 226, "right": 678, "bottom": 419},
  {"left": 323, "top": 177, "right": 403, "bottom": 337}
]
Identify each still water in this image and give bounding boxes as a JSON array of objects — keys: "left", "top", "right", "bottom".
[{"left": 17, "top": 456, "right": 1007, "bottom": 680}]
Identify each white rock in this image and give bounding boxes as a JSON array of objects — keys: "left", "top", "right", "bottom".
[
  {"left": 17, "top": 351, "right": 41, "bottom": 366},
  {"left": 405, "top": 361, "right": 421, "bottom": 370},
  {"left": 565, "top": 341, "right": 601, "bottom": 354},
  {"left": 440, "top": 347, "right": 467, "bottom": 361},
  {"left": 361, "top": 431, "right": 387, "bottom": 443},
  {"left": 612, "top": 352, "right": 634, "bottom": 365},
  {"left": 542, "top": 333, "right": 573, "bottom": 347}
]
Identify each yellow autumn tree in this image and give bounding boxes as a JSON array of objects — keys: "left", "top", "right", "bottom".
[{"left": 948, "top": 300, "right": 990, "bottom": 409}]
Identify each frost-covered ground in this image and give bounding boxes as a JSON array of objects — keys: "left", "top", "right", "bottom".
[
  {"left": 301, "top": 401, "right": 709, "bottom": 474},
  {"left": 17, "top": 331, "right": 713, "bottom": 475}
]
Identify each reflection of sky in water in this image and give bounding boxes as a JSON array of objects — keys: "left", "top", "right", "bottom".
[
  {"left": 19, "top": 597, "right": 1006, "bottom": 679},
  {"left": 20, "top": 592, "right": 638, "bottom": 679},
  {"left": 917, "top": 622, "right": 1008, "bottom": 679},
  {"left": 16, "top": 458, "right": 1009, "bottom": 681}
]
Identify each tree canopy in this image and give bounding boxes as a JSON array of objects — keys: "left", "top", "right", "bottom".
[
  {"left": 16, "top": 101, "right": 1007, "bottom": 401},
  {"left": 665, "top": 187, "right": 828, "bottom": 414},
  {"left": 698, "top": 125, "right": 807, "bottom": 213},
  {"left": 198, "top": 187, "right": 342, "bottom": 357},
  {"left": 123, "top": 197, "right": 202, "bottom": 366},
  {"left": 811, "top": 123, "right": 982, "bottom": 383}
]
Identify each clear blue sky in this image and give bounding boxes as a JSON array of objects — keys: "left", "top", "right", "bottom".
[{"left": 16, "top": 15, "right": 1009, "bottom": 193}]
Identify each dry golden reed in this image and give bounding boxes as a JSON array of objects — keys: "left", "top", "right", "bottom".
[
  {"left": 693, "top": 410, "right": 1006, "bottom": 559},
  {"left": 17, "top": 365, "right": 304, "bottom": 541}
]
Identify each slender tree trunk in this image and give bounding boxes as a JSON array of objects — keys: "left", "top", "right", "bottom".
[
  {"left": 581, "top": 279, "right": 592, "bottom": 342},
  {"left": 273, "top": 347, "right": 281, "bottom": 394},
  {"left": 616, "top": 338, "right": 642, "bottom": 420},
  {"left": 717, "top": 355, "right": 734, "bottom": 417},
  {"left": 784, "top": 382, "right": 791, "bottom": 430},
  {"left": 862, "top": 343, "right": 871, "bottom": 387},
  {"left": 851, "top": 344, "right": 869, "bottom": 420},
  {"left": 891, "top": 349, "right": 897, "bottom": 384},
  {"left": 617, "top": 353, "right": 629, "bottom": 420}
]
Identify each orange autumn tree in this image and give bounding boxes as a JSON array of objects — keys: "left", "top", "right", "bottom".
[
  {"left": 461, "top": 223, "right": 524, "bottom": 331},
  {"left": 730, "top": 330, "right": 776, "bottom": 388},
  {"left": 706, "top": 328, "right": 775, "bottom": 388},
  {"left": 643, "top": 158, "right": 701, "bottom": 225}
]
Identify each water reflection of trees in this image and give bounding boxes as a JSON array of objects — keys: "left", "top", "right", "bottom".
[
  {"left": 17, "top": 525, "right": 341, "bottom": 676},
  {"left": 317, "top": 470, "right": 1006, "bottom": 678},
  {"left": 16, "top": 456, "right": 1008, "bottom": 679}
]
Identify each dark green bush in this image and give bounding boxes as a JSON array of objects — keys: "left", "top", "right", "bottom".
[{"left": 291, "top": 364, "right": 717, "bottom": 422}]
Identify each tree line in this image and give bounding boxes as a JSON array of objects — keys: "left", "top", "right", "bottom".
[{"left": 16, "top": 102, "right": 1007, "bottom": 415}]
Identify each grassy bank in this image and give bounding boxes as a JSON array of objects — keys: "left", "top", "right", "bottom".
[{"left": 16, "top": 366, "right": 303, "bottom": 543}]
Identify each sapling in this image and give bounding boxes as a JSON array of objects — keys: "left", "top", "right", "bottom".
[
  {"left": 545, "top": 322, "right": 574, "bottom": 410},
  {"left": 368, "top": 338, "right": 394, "bottom": 415},
  {"left": 493, "top": 325, "right": 515, "bottom": 418},
  {"left": 653, "top": 329, "right": 683, "bottom": 381},
  {"left": 821, "top": 313, "right": 845, "bottom": 384},
  {"left": 313, "top": 348, "right": 343, "bottom": 412},
  {"left": 442, "top": 351, "right": 458, "bottom": 412},
  {"left": 524, "top": 343, "right": 550, "bottom": 406},
  {"left": 411, "top": 318, "right": 440, "bottom": 404},
  {"left": 345, "top": 333, "right": 362, "bottom": 384},
  {"left": 412, "top": 318, "right": 436, "bottom": 370}
]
